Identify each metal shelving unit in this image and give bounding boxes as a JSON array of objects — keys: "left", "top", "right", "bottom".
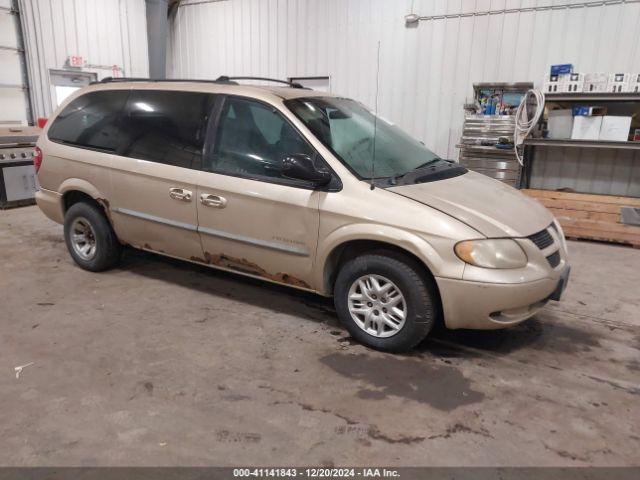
[
  {"left": 457, "top": 83, "right": 533, "bottom": 188},
  {"left": 543, "top": 92, "right": 640, "bottom": 102},
  {"left": 524, "top": 138, "right": 640, "bottom": 150},
  {"left": 521, "top": 92, "right": 640, "bottom": 247},
  {"left": 458, "top": 115, "right": 521, "bottom": 187},
  {"left": 521, "top": 94, "right": 640, "bottom": 188}
]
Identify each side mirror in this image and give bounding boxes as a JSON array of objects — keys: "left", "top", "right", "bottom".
[{"left": 281, "top": 154, "right": 332, "bottom": 186}]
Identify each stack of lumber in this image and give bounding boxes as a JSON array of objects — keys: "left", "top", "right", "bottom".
[{"left": 522, "top": 189, "right": 640, "bottom": 248}]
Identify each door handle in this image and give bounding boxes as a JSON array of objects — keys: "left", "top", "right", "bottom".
[
  {"left": 169, "top": 187, "right": 192, "bottom": 202},
  {"left": 200, "top": 193, "right": 227, "bottom": 208}
]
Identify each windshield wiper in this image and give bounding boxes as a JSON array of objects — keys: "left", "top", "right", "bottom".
[
  {"left": 389, "top": 158, "right": 442, "bottom": 185},
  {"left": 412, "top": 159, "right": 442, "bottom": 170}
]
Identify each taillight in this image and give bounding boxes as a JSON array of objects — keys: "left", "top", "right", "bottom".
[
  {"left": 33, "top": 146, "right": 43, "bottom": 173},
  {"left": 37, "top": 117, "right": 48, "bottom": 128}
]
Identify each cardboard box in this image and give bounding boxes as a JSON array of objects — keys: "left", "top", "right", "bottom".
[
  {"left": 571, "top": 116, "right": 603, "bottom": 140},
  {"left": 608, "top": 73, "right": 631, "bottom": 82},
  {"left": 548, "top": 110, "right": 573, "bottom": 139},
  {"left": 572, "top": 105, "right": 607, "bottom": 116},
  {"left": 584, "top": 73, "right": 608, "bottom": 93},
  {"left": 550, "top": 64, "right": 573, "bottom": 75},
  {"left": 544, "top": 82, "right": 561, "bottom": 93},
  {"left": 609, "top": 82, "right": 629, "bottom": 93},
  {"left": 599, "top": 116, "right": 632, "bottom": 141},
  {"left": 564, "top": 73, "right": 584, "bottom": 93},
  {"left": 630, "top": 73, "right": 640, "bottom": 93},
  {"left": 543, "top": 73, "right": 567, "bottom": 93},
  {"left": 607, "top": 73, "right": 631, "bottom": 92}
]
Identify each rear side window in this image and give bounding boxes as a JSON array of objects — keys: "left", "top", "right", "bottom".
[
  {"left": 48, "top": 90, "right": 128, "bottom": 152},
  {"left": 118, "top": 90, "right": 216, "bottom": 170}
]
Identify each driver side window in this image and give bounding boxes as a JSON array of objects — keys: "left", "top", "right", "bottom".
[{"left": 209, "top": 97, "right": 315, "bottom": 182}]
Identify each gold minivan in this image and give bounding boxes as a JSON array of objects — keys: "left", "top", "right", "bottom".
[{"left": 34, "top": 77, "right": 570, "bottom": 352}]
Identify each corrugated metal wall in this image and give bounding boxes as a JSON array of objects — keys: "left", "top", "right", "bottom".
[
  {"left": 19, "top": 0, "right": 149, "bottom": 119},
  {"left": 169, "top": 0, "right": 640, "bottom": 196},
  {"left": 531, "top": 147, "right": 640, "bottom": 196}
]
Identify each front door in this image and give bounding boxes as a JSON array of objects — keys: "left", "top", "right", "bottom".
[
  {"left": 195, "top": 95, "right": 322, "bottom": 290},
  {"left": 110, "top": 88, "right": 216, "bottom": 259}
]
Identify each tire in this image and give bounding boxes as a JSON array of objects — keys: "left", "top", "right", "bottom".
[
  {"left": 63, "top": 201, "right": 122, "bottom": 272},
  {"left": 334, "top": 252, "right": 436, "bottom": 352}
]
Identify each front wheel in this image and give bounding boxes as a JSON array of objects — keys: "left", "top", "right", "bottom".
[{"left": 334, "top": 253, "right": 437, "bottom": 352}]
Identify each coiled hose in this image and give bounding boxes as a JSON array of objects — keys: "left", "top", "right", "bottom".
[{"left": 514, "top": 89, "right": 545, "bottom": 166}]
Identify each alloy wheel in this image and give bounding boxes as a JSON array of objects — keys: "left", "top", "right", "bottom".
[
  {"left": 70, "top": 217, "right": 97, "bottom": 261},
  {"left": 347, "top": 274, "right": 407, "bottom": 338}
]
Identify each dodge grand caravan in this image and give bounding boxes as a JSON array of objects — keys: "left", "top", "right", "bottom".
[{"left": 34, "top": 77, "right": 570, "bottom": 352}]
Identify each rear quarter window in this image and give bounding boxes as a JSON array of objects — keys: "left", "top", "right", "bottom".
[{"left": 48, "top": 90, "right": 129, "bottom": 152}]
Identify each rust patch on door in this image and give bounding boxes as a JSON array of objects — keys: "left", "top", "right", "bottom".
[
  {"left": 272, "top": 273, "right": 310, "bottom": 288},
  {"left": 206, "top": 253, "right": 265, "bottom": 276},
  {"left": 199, "top": 252, "right": 311, "bottom": 289}
]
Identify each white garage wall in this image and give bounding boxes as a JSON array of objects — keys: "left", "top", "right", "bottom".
[
  {"left": 168, "top": 0, "right": 640, "bottom": 161},
  {"left": 18, "top": 0, "right": 149, "bottom": 120}
]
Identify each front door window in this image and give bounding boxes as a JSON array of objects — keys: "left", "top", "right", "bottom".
[{"left": 207, "top": 96, "right": 316, "bottom": 182}]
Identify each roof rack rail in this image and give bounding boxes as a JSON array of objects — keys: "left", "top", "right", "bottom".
[
  {"left": 94, "top": 76, "right": 309, "bottom": 89},
  {"left": 215, "top": 76, "right": 306, "bottom": 89},
  {"left": 94, "top": 77, "right": 225, "bottom": 85}
]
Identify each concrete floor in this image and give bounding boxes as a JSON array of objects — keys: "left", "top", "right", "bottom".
[{"left": 1, "top": 205, "right": 639, "bottom": 467}]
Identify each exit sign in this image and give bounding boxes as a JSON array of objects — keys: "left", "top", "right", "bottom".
[{"left": 69, "top": 56, "right": 83, "bottom": 67}]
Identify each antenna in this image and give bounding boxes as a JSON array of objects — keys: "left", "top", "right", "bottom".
[{"left": 370, "top": 40, "right": 381, "bottom": 190}]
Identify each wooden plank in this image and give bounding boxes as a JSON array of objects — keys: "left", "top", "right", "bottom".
[
  {"left": 522, "top": 188, "right": 640, "bottom": 206},
  {"left": 532, "top": 197, "right": 624, "bottom": 214},
  {"left": 559, "top": 218, "right": 640, "bottom": 235},
  {"left": 563, "top": 227, "right": 640, "bottom": 246},
  {"left": 546, "top": 207, "right": 620, "bottom": 223},
  {"left": 523, "top": 189, "right": 640, "bottom": 246}
]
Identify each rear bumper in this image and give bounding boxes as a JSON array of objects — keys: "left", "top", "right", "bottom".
[
  {"left": 436, "top": 266, "right": 569, "bottom": 330},
  {"left": 35, "top": 188, "right": 64, "bottom": 224}
]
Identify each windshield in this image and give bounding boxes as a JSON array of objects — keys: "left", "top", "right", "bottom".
[{"left": 285, "top": 97, "right": 447, "bottom": 179}]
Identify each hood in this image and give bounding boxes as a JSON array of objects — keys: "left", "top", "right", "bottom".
[{"left": 387, "top": 171, "right": 553, "bottom": 237}]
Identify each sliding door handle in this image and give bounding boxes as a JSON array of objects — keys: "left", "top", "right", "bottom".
[
  {"left": 169, "top": 187, "right": 192, "bottom": 202},
  {"left": 200, "top": 193, "right": 227, "bottom": 208}
]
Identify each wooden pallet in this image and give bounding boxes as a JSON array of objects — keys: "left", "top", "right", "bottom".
[{"left": 522, "top": 189, "right": 640, "bottom": 248}]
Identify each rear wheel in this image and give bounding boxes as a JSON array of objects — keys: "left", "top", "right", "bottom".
[
  {"left": 334, "top": 253, "right": 436, "bottom": 352},
  {"left": 64, "top": 202, "right": 122, "bottom": 271}
]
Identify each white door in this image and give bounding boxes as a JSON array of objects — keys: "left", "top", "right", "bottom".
[
  {"left": 0, "top": 2, "right": 29, "bottom": 125},
  {"left": 49, "top": 70, "right": 96, "bottom": 110},
  {"left": 289, "top": 76, "right": 331, "bottom": 92}
]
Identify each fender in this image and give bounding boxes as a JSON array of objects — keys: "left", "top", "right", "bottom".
[
  {"left": 57, "top": 178, "right": 113, "bottom": 224},
  {"left": 314, "top": 223, "right": 458, "bottom": 295},
  {"left": 58, "top": 178, "right": 107, "bottom": 205}
]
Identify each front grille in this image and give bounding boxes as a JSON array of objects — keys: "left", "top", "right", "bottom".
[
  {"left": 546, "top": 250, "right": 561, "bottom": 268},
  {"left": 528, "top": 227, "right": 554, "bottom": 250}
]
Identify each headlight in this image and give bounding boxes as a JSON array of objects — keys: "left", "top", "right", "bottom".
[{"left": 454, "top": 239, "right": 528, "bottom": 269}]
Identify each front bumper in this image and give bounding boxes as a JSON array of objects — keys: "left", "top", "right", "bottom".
[
  {"left": 549, "top": 265, "right": 571, "bottom": 301},
  {"left": 435, "top": 264, "right": 570, "bottom": 330}
]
